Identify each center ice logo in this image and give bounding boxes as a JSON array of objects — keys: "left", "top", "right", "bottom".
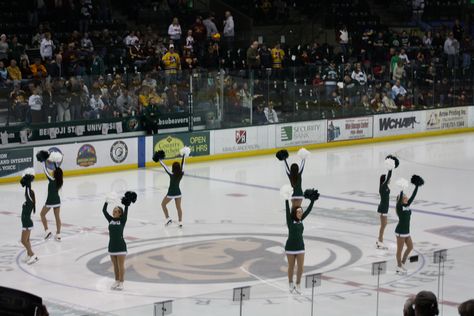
[{"left": 235, "top": 130, "right": 247, "bottom": 144}]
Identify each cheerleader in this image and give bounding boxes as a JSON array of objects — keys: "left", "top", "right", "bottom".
[
  {"left": 395, "top": 175, "right": 424, "bottom": 274},
  {"left": 103, "top": 191, "right": 137, "bottom": 290},
  {"left": 376, "top": 155, "right": 399, "bottom": 249},
  {"left": 281, "top": 185, "right": 319, "bottom": 294},
  {"left": 36, "top": 151, "right": 63, "bottom": 241},
  {"left": 153, "top": 147, "right": 190, "bottom": 227},
  {"left": 276, "top": 148, "right": 310, "bottom": 209},
  {"left": 20, "top": 168, "right": 39, "bottom": 265}
]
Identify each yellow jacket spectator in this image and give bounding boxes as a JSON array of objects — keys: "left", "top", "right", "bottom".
[
  {"left": 271, "top": 44, "right": 285, "bottom": 69},
  {"left": 162, "top": 45, "right": 181, "bottom": 74},
  {"left": 7, "top": 60, "right": 22, "bottom": 81},
  {"left": 30, "top": 59, "right": 48, "bottom": 79}
]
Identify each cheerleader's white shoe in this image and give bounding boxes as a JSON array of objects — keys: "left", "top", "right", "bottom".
[
  {"left": 54, "top": 234, "right": 61, "bottom": 242},
  {"left": 115, "top": 282, "right": 124, "bottom": 291},
  {"left": 289, "top": 282, "right": 295, "bottom": 293},
  {"left": 165, "top": 218, "right": 173, "bottom": 226},
  {"left": 110, "top": 281, "right": 120, "bottom": 290},
  {"left": 178, "top": 221, "right": 183, "bottom": 228},
  {"left": 294, "top": 283, "right": 302, "bottom": 295},
  {"left": 44, "top": 230, "right": 52, "bottom": 240},
  {"left": 376, "top": 241, "right": 388, "bottom": 250},
  {"left": 396, "top": 265, "right": 407, "bottom": 275},
  {"left": 27, "top": 256, "right": 39, "bottom": 265},
  {"left": 22, "top": 255, "right": 31, "bottom": 263}
]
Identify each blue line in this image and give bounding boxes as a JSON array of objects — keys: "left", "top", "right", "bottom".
[{"left": 184, "top": 173, "right": 474, "bottom": 222}]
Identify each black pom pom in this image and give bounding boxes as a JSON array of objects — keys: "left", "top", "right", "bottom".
[
  {"left": 152, "top": 150, "right": 166, "bottom": 162},
  {"left": 121, "top": 196, "right": 131, "bottom": 207},
  {"left": 20, "top": 175, "right": 34, "bottom": 187},
  {"left": 386, "top": 155, "right": 400, "bottom": 168},
  {"left": 124, "top": 191, "right": 137, "bottom": 203},
  {"left": 411, "top": 175, "right": 424, "bottom": 187},
  {"left": 36, "top": 150, "right": 50, "bottom": 162},
  {"left": 304, "top": 188, "right": 320, "bottom": 201},
  {"left": 276, "top": 149, "right": 289, "bottom": 161}
]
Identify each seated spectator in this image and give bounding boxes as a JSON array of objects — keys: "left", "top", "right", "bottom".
[
  {"left": 264, "top": 101, "right": 279, "bottom": 123},
  {"left": 30, "top": 58, "right": 48, "bottom": 80},
  {"left": 19, "top": 58, "right": 33, "bottom": 81},
  {"left": 116, "top": 89, "right": 137, "bottom": 116},
  {"left": 129, "top": 39, "right": 147, "bottom": 68},
  {"left": 458, "top": 299, "right": 474, "bottom": 316},
  {"left": 392, "top": 60, "right": 406, "bottom": 82},
  {"left": 142, "top": 73, "right": 157, "bottom": 90},
  {"left": 382, "top": 92, "right": 398, "bottom": 112},
  {"left": 7, "top": 60, "right": 22, "bottom": 82},
  {"left": 351, "top": 63, "right": 367, "bottom": 87},
  {"left": 414, "top": 291, "right": 439, "bottom": 316},
  {"left": 253, "top": 104, "right": 267, "bottom": 125},
  {"left": 182, "top": 48, "right": 198, "bottom": 70},
  {"left": 0, "top": 61, "right": 8, "bottom": 87},
  {"left": 391, "top": 80, "right": 407, "bottom": 99},
  {"left": 87, "top": 94, "right": 105, "bottom": 119},
  {"left": 370, "top": 93, "right": 383, "bottom": 112},
  {"left": 167, "top": 84, "right": 186, "bottom": 112}
]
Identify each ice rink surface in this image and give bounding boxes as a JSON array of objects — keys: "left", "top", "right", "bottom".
[{"left": 1, "top": 133, "right": 474, "bottom": 315}]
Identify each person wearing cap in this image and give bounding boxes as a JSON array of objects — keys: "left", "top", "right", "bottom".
[
  {"left": 162, "top": 44, "right": 181, "bottom": 86},
  {"left": 414, "top": 291, "right": 439, "bottom": 316}
]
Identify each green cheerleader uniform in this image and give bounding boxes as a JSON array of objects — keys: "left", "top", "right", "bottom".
[
  {"left": 377, "top": 170, "right": 392, "bottom": 215},
  {"left": 395, "top": 186, "right": 418, "bottom": 237},
  {"left": 284, "top": 159, "right": 305, "bottom": 200},
  {"left": 284, "top": 199, "right": 315, "bottom": 254},
  {"left": 21, "top": 187, "right": 34, "bottom": 230},
  {"left": 103, "top": 202, "right": 128, "bottom": 255},
  {"left": 159, "top": 156, "right": 185, "bottom": 199},
  {"left": 43, "top": 163, "right": 60, "bottom": 208}
]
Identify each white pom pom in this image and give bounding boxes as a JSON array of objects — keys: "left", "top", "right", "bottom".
[
  {"left": 48, "top": 152, "right": 63, "bottom": 163},
  {"left": 106, "top": 192, "right": 119, "bottom": 204},
  {"left": 180, "top": 146, "right": 191, "bottom": 157},
  {"left": 280, "top": 184, "right": 294, "bottom": 200},
  {"left": 297, "top": 148, "right": 310, "bottom": 160},
  {"left": 396, "top": 178, "right": 409, "bottom": 190},
  {"left": 384, "top": 158, "right": 396, "bottom": 170},
  {"left": 22, "top": 168, "right": 35, "bottom": 177}
]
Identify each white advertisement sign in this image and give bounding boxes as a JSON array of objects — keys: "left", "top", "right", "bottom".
[
  {"left": 374, "top": 111, "right": 426, "bottom": 137},
  {"left": 327, "top": 116, "right": 373, "bottom": 142},
  {"left": 212, "top": 126, "right": 270, "bottom": 154},
  {"left": 470, "top": 106, "right": 474, "bottom": 128},
  {"left": 33, "top": 138, "right": 137, "bottom": 173},
  {"left": 275, "top": 120, "right": 326, "bottom": 147},
  {"left": 425, "top": 107, "right": 468, "bottom": 131}
]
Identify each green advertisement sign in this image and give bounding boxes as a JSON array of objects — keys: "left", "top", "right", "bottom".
[
  {"left": 0, "top": 148, "right": 34, "bottom": 177},
  {"left": 153, "top": 131, "right": 210, "bottom": 158}
]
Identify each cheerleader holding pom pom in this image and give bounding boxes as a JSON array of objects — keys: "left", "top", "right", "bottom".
[
  {"left": 37, "top": 150, "right": 64, "bottom": 241},
  {"left": 276, "top": 148, "right": 310, "bottom": 209},
  {"left": 281, "top": 185, "right": 319, "bottom": 294},
  {"left": 20, "top": 168, "right": 39, "bottom": 265},
  {"left": 376, "top": 155, "right": 400, "bottom": 250},
  {"left": 153, "top": 146, "right": 190, "bottom": 228},
  {"left": 395, "top": 175, "right": 424, "bottom": 274},
  {"left": 103, "top": 191, "right": 137, "bottom": 290}
]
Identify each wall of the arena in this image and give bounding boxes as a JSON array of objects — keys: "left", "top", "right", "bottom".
[{"left": 1, "top": 106, "right": 474, "bottom": 183}]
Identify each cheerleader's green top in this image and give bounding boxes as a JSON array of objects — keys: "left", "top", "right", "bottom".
[
  {"left": 395, "top": 186, "right": 418, "bottom": 235},
  {"left": 160, "top": 156, "right": 185, "bottom": 197},
  {"left": 44, "top": 163, "right": 60, "bottom": 206},
  {"left": 21, "top": 187, "right": 34, "bottom": 228},
  {"left": 284, "top": 199, "right": 315, "bottom": 251},
  {"left": 377, "top": 170, "right": 392, "bottom": 214},
  {"left": 103, "top": 202, "right": 128, "bottom": 254}
]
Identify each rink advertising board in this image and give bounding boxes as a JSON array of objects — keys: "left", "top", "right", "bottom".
[
  {"left": 33, "top": 138, "right": 137, "bottom": 173},
  {"left": 327, "top": 117, "right": 372, "bottom": 142},
  {"left": 0, "top": 148, "right": 34, "bottom": 178},
  {"left": 276, "top": 120, "right": 326, "bottom": 147},
  {"left": 374, "top": 111, "right": 426, "bottom": 137},
  {"left": 425, "top": 107, "right": 468, "bottom": 131},
  {"left": 213, "top": 126, "right": 270, "bottom": 154},
  {"left": 153, "top": 131, "right": 210, "bottom": 158},
  {"left": 468, "top": 106, "right": 474, "bottom": 128}
]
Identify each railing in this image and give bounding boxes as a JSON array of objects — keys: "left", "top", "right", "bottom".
[{"left": 1, "top": 62, "right": 473, "bottom": 144}]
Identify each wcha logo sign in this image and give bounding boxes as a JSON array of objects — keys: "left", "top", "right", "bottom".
[
  {"left": 280, "top": 126, "right": 292, "bottom": 141},
  {"left": 235, "top": 130, "right": 247, "bottom": 144},
  {"left": 110, "top": 141, "right": 128, "bottom": 163},
  {"left": 379, "top": 116, "right": 419, "bottom": 130}
]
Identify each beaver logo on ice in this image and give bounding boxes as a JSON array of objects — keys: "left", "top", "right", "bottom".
[{"left": 76, "top": 144, "right": 97, "bottom": 167}]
